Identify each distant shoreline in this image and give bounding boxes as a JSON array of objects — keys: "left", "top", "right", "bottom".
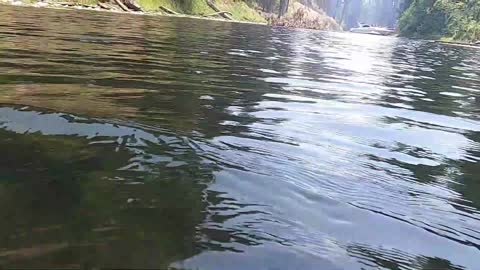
[
  {"left": 0, "top": 1, "right": 267, "bottom": 25},
  {"left": 436, "top": 39, "right": 480, "bottom": 49},
  {"left": 0, "top": 0, "right": 342, "bottom": 32},
  {"left": 6, "top": 2, "right": 479, "bottom": 47}
]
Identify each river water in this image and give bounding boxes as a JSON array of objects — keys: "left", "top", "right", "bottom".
[{"left": 0, "top": 5, "right": 479, "bottom": 270}]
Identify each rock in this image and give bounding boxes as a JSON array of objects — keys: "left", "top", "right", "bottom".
[
  {"left": 33, "top": 2, "right": 49, "bottom": 7},
  {"left": 199, "top": 95, "right": 214, "bottom": 100},
  {"left": 267, "top": 3, "right": 340, "bottom": 31}
]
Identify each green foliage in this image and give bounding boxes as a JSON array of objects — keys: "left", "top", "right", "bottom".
[
  {"left": 47, "top": 0, "right": 97, "bottom": 4},
  {"left": 140, "top": 0, "right": 266, "bottom": 22},
  {"left": 125, "top": 0, "right": 213, "bottom": 13},
  {"left": 137, "top": 0, "right": 266, "bottom": 22},
  {"left": 399, "top": 0, "right": 480, "bottom": 41},
  {"left": 217, "top": 0, "right": 266, "bottom": 22},
  {"left": 437, "top": 0, "right": 480, "bottom": 41},
  {"left": 40, "top": 0, "right": 265, "bottom": 22},
  {"left": 398, "top": 0, "right": 447, "bottom": 38}
]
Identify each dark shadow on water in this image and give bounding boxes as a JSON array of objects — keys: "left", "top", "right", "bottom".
[{"left": 0, "top": 107, "right": 209, "bottom": 268}]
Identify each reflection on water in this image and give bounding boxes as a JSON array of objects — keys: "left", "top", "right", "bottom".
[{"left": 1, "top": 5, "right": 480, "bottom": 270}]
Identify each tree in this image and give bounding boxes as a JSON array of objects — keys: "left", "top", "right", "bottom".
[
  {"left": 399, "top": 0, "right": 480, "bottom": 41},
  {"left": 278, "top": 0, "right": 289, "bottom": 17}
]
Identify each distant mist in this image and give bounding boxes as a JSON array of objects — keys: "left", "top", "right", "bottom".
[{"left": 303, "top": 0, "right": 409, "bottom": 29}]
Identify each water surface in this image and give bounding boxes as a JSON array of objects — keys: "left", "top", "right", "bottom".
[{"left": 0, "top": 5, "right": 480, "bottom": 270}]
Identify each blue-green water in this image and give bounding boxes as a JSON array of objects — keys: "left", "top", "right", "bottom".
[{"left": 0, "top": 5, "right": 479, "bottom": 269}]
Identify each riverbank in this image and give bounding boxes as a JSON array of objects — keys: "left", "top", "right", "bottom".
[
  {"left": 0, "top": 0, "right": 339, "bottom": 30},
  {"left": 0, "top": 0, "right": 267, "bottom": 22},
  {"left": 398, "top": 0, "right": 480, "bottom": 44},
  {"left": 0, "top": 0, "right": 267, "bottom": 21},
  {"left": 438, "top": 39, "right": 480, "bottom": 49}
]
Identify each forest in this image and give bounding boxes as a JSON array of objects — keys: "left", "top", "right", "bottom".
[
  {"left": 3, "top": 0, "right": 480, "bottom": 41},
  {"left": 259, "top": 0, "right": 480, "bottom": 42},
  {"left": 258, "top": 0, "right": 480, "bottom": 41},
  {"left": 296, "top": 0, "right": 479, "bottom": 42},
  {"left": 399, "top": 0, "right": 480, "bottom": 42}
]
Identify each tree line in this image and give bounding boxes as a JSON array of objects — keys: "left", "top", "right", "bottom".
[
  {"left": 399, "top": 0, "right": 480, "bottom": 42},
  {"left": 254, "top": 0, "right": 479, "bottom": 41}
]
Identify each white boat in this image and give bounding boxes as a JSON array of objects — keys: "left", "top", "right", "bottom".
[{"left": 350, "top": 24, "right": 396, "bottom": 36}]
